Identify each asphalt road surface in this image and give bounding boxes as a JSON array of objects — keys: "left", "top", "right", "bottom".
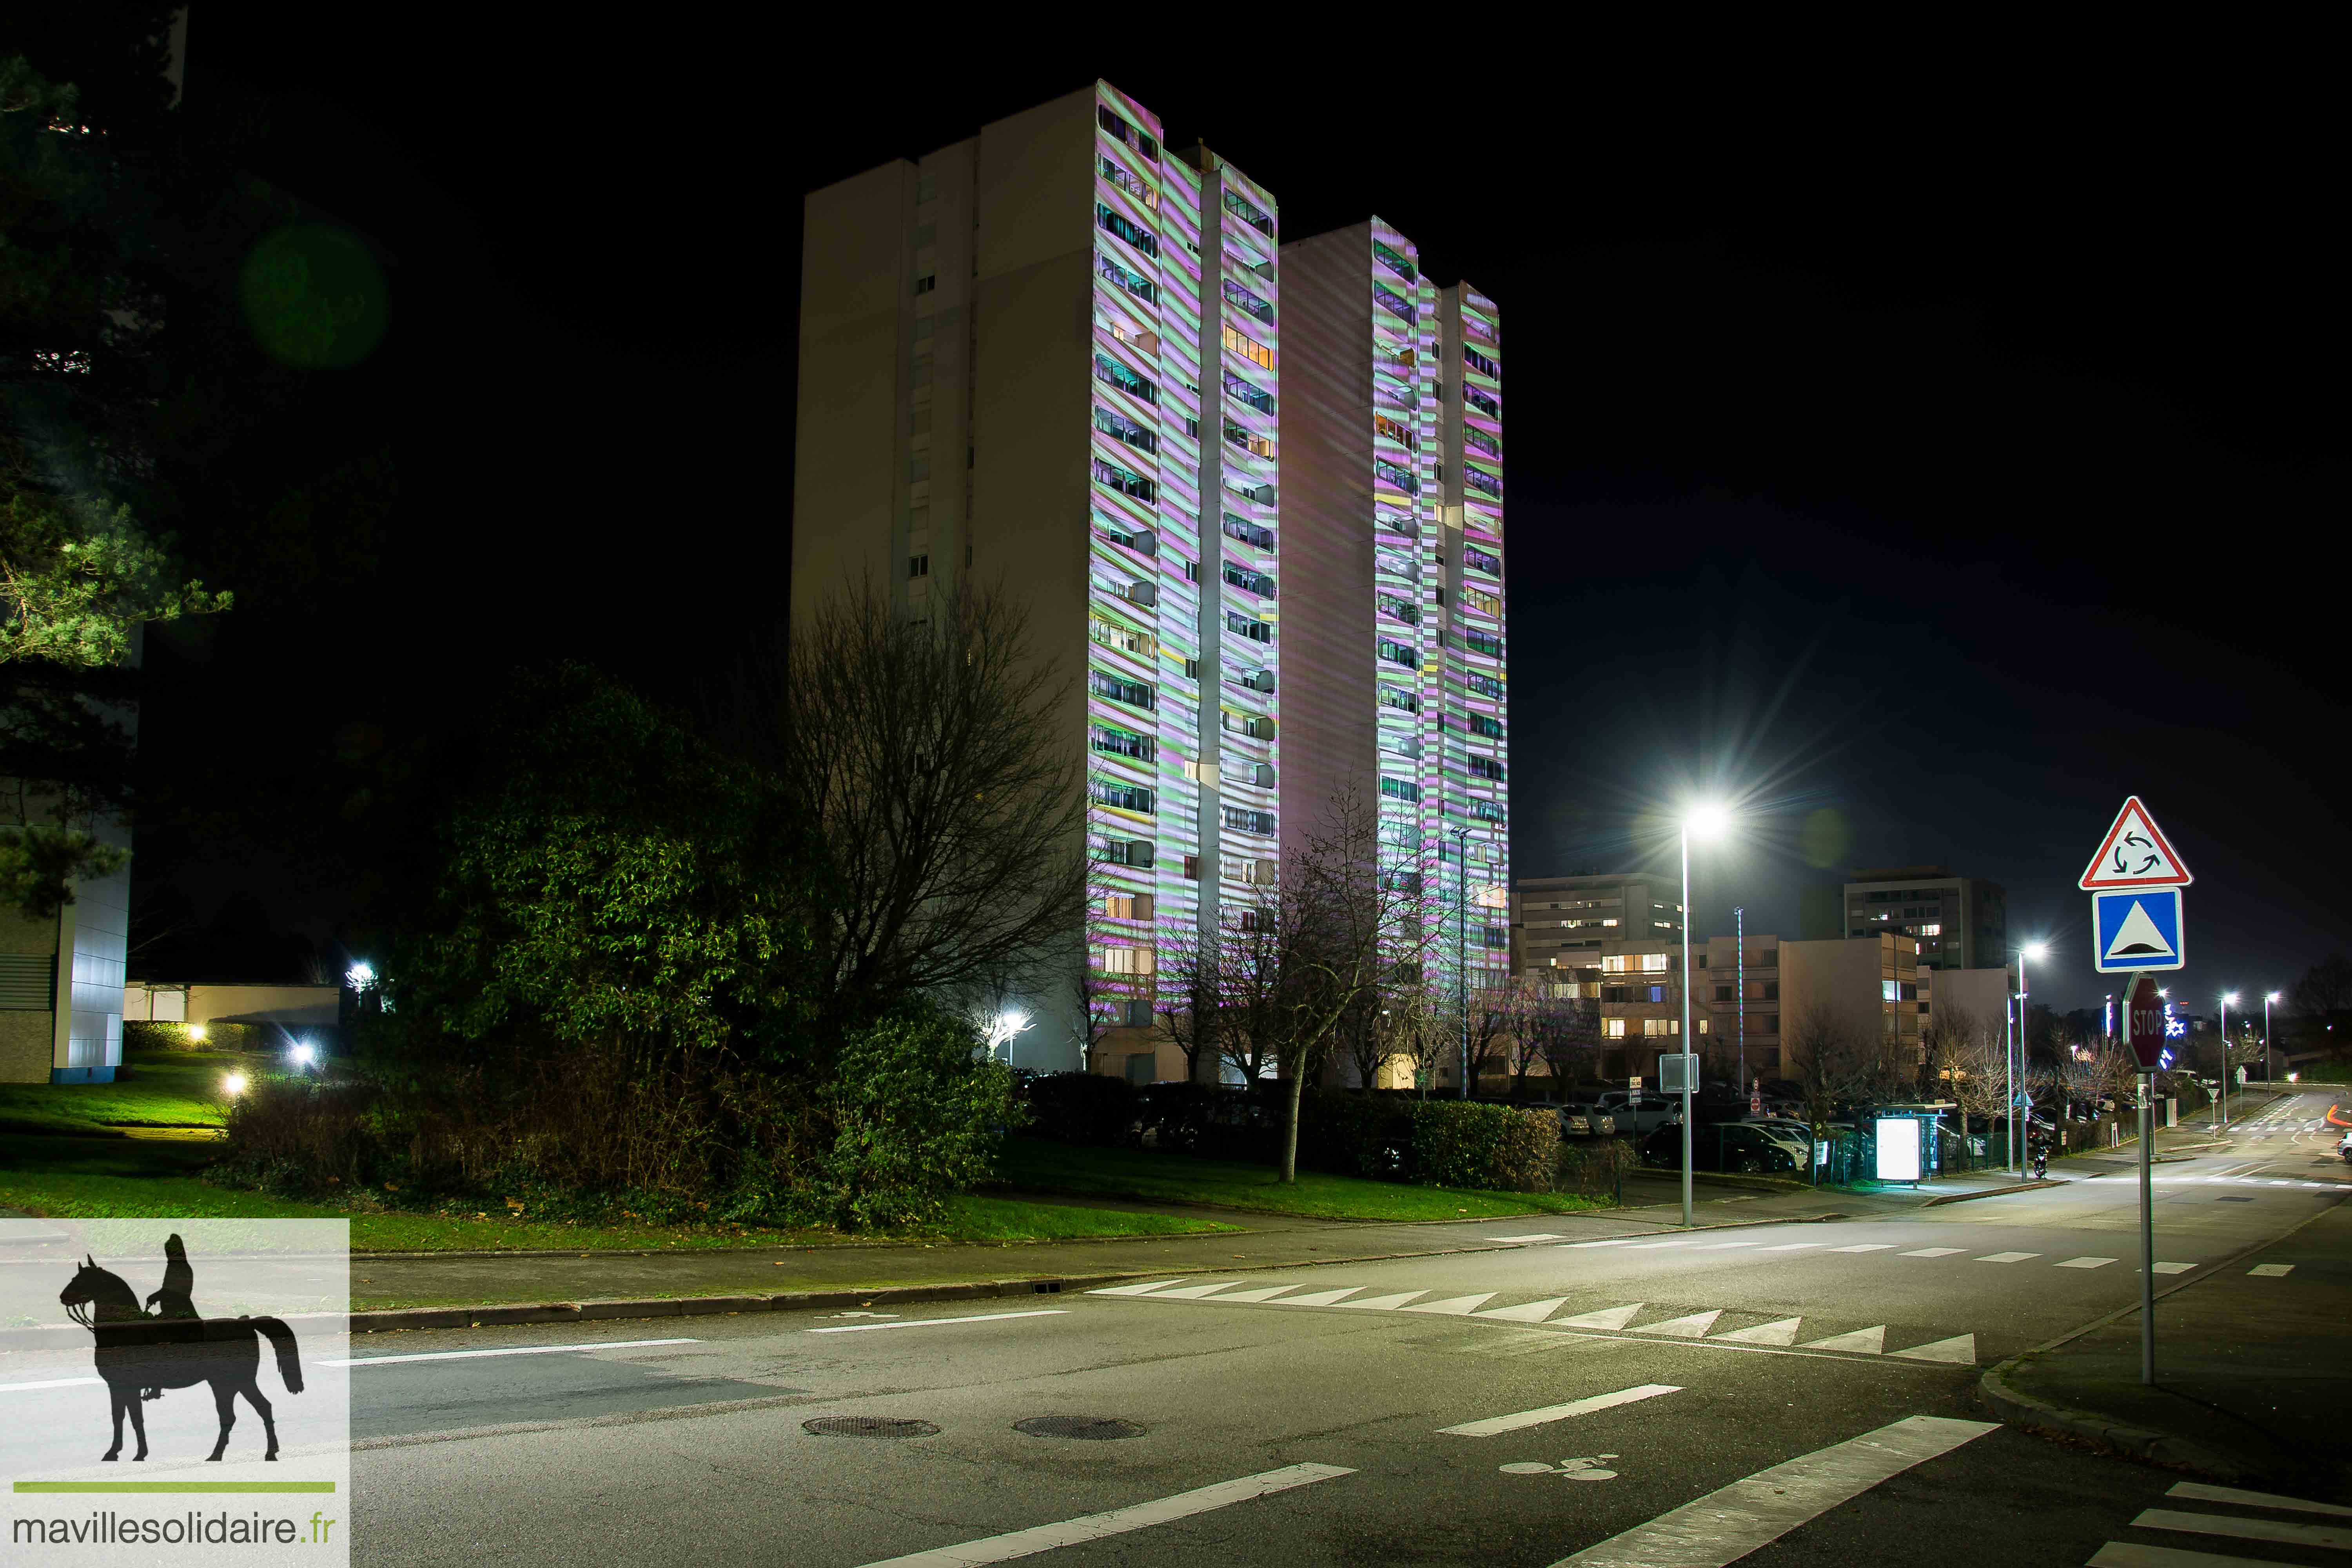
[{"left": 335, "top": 1096, "right": 2349, "bottom": 1567}]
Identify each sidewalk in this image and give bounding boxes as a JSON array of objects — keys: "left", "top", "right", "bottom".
[{"left": 1983, "top": 1189, "right": 2351, "bottom": 1498}]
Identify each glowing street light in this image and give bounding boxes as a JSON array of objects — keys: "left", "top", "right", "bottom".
[
  {"left": 222, "top": 1073, "right": 248, "bottom": 1098},
  {"left": 186, "top": 1024, "right": 208, "bottom": 1045},
  {"left": 2264, "top": 991, "right": 2281, "bottom": 1082},
  {"left": 2013, "top": 942, "right": 2049, "bottom": 1178},
  {"left": 1677, "top": 804, "right": 1730, "bottom": 1225},
  {"left": 984, "top": 1009, "right": 1032, "bottom": 1062},
  {"left": 289, "top": 1041, "right": 318, "bottom": 1070},
  {"left": 345, "top": 961, "right": 376, "bottom": 992}
]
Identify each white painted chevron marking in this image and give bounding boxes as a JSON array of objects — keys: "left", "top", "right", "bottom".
[
  {"left": 1889, "top": 1334, "right": 1976, "bottom": 1365},
  {"left": 1633, "top": 1310, "right": 1721, "bottom": 1339},
  {"left": 1332, "top": 1290, "right": 1429, "bottom": 1311},
  {"left": 1439, "top": 1384, "right": 1683, "bottom": 1437},
  {"left": 1760, "top": 1242, "right": 1824, "bottom": 1251},
  {"left": 1552, "top": 1303, "right": 1645, "bottom": 1331},
  {"left": 1801, "top": 1325, "right": 1886, "bottom": 1354},
  {"left": 1711, "top": 1318, "right": 1801, "bottom": 1346},
  {"left": 1474, "top": 1297, "right": 1570, "bottom": 1323},
  {"left": 1274, "top": 1287, "right": 1367, "bottom": 1307},
  {"left": 1400, "top": 1293, "right": 1498, "bottom": 1315},
  {"left": 1209, "top": 1284, "right": 1303, "bottom": 1302},
  {"left": 1148, "top": 1280, "right": 1247, "bottom": 1299},
  {"left": 1487, "top": 1234, "right": 1567, "bottom": 1242},
  {"left": 1899, "top": 1248, "right": 1964, "bottom": 1258},
  {"left": 1828, "top": 1244, "right": 1895, "bottom": 1254},
  {"left": 1089, "top": 1280, "right": 1187, "bottom": 1296}
]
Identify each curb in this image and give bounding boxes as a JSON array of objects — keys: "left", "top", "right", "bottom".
[
  {"left": 1922, "top": 1180, "right": 2063, "bottom": 1207},
  {"left": 1974, "top": 1188, "right": 2348, "bottom": 1482},
  {"left": 343, "top": 1210, "right": 1852, "bottom": 1335}
]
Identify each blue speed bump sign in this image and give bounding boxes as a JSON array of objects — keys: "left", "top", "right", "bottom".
[{"left": 2092, "top": 887, "right": 2185, "bottom": 974}]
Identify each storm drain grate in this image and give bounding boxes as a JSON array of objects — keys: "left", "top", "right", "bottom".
[
  {"left": 2215, "top": 1196, "right": 2255, "bottom": 1203},
  {"left": 1014, "top": 1416, "right": 1145, "bottom": 1441},
  {"left": 804, "top": 1416, "right": 940, "bottom": 1439}
]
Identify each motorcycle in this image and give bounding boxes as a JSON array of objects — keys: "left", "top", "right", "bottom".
[{"left": 2029, "top": 1140, "right": 2050, "bottom": 1181}]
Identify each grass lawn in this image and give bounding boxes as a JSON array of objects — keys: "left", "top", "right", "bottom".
[
  {"left": 0, "top": 1046, "right": 265, "bottom": 1136},
  {"left": 0, "top": 1124, "right": 1236, "bottom": 1253},
  {"left": 995, "top": 1139, "right": 1609, "bottom": 1221}
]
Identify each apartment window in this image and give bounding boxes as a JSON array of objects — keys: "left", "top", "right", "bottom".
[
  {"left": 1464, "top": 546, "right": 1502, "bottom": 575},
  {"left": 1462, "top": 587, "right": 1501, "bottom": 617},
  {"left": 1225, "top": 374, "right": 1274, "bottom": 414},
  {"left": 1101, "top": 837, "right": 1154, "bottom": 867},
  {"left": 1224, "top": 424, "right": 1275, "bottom": 459},
  {"left": 1091, "top": 779, "right": 1155, "bottom": 815},
  {"left": 1222, "top": 189, "right": 1273, "bottom": 236},
  {"left": 1098, "top": 944, "right": 1156, "bottom": 975},
  {"left": 1221, "top": 323, "right": 1273, "bottom": 370},
  {"left": 1715, "top": 985, "right": 1734, "bottom": 1002},
  {"left": 1468, "top": 756, "right": 1504, "bottom": 781},
  {"left": 1223, "top": 805, "right": 1276, "bottom": 835},
  {"left": 916, "top": 171, "right": 937, "bottom": 203},
  {"left": 1468, "top": 671, "right": 1504, "bottom": 697},
  {"left": 1604, "top": 1018, "right": 1627, "bottom": 1039},
  {"left": 1485, "top": 926, "right": 1511, "bottom": 951},
  {"left": 1379, "top": 686, "right": 1419, "bottom": 713},
  {"left": 1093, "top": 352, "right": 1157, "bottom": 404},
  {"left": 1372, "top": 238, "right": 1416, "bottom": 282},
  {"left": 1097, "top": 203, "right": 1159, "bottom": 257},
  {"left": 1372, "top": 284, "right": 1416, "bottom": 324},
  {"left": 1463, "top": 344, "right": 1500, "bottom": 379},
  {"left": 1378, "top": 638, "right": 1417, "bottom": 668},
  {"left": 1463, "top": 426, "right": 1500, "bottom": 457},
  {"left": 1465, "top": 466, "right": 1503, "bottom": 499},
  {"left": 1642, "top": 1018, "right": 1680, "bottom": 1037},
  {"left": 1916, "top": 922, "right": 1942, "bottom": 936},
  {"left": 1091, "top": 724, "right": 1154, "bottom": 761},
  {"left": 1096, "top": 251, "right": 1157, "bottom": 303},
  {"left": 1090, "top": 616, "right": 1158, "bottom": 659},
  {"left": 1376, "top": 510, "right": 1419, "bottom": 539},
  {"left": 1472, "top": 800, "right": 1505, "bottom": 823},
  {"left": 1464, "top": 629, "right": 1503, "bottom": 658},
  {"left": 908, "top": 453, "right": 930, "bottom": 482},
  {"left": 1098, "top": 104, "right": 1158, "bottom": 161},
  {"left": 913, "top": 273, "right": 936, "bottom": 295},
  {"left": 1882, "top": 980, "right": 1900, "bottom": 1002},
  {"left": 1091, "top": 457, "right": 1155, "bottom": 501},
  {"left": 1090, "top": 671, "right": 1154, "bottom": 709},
  {"left": 1381, "top": 778, "right": 1420, "bottom": 802},
  {"left": 1225, "top": 610, "right": 1272, "bottom": 644},
  {"left": 1221, "top": 513, "right": 1274, "bottom": 549},
  {"left": 1374, "top": 414, "right": 1418, "bottom": 450},
  {"left": 1182, "top": 854, "right": 1200, "bottom": 880},
  {"left": 1098, "top": 156, "right": 1158, "bottom": 208},
  {"left": 1465, "top": 385, "right": 1499, "bottom": 417},
  {"left": 1374, "top": 459, "right": 1418, "bottom": 495},
  {"left": 1222, "top": 278, "right": 1273, "bottom": 323},
  {"left": 1379, "top": 596, "right": 1418, "bottom": 625},
  {"left": 1639, "top": 953, "right": 1670, "bottom": 973},
  {"left": 1096, "top": 405, "right": 1158, "bottom": 454},
  {"left": 907, "top": 555, "right": 928, "bottom": 578},
  {"left": 1469, "top": 713, "right": 1503, "bottom": 739},
  {"left": 1223, "top": 561, "right": 1276, "bottom": 597}
]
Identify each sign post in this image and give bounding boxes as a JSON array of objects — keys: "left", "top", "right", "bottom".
[
  {"left": 2081, "top": 797, "right": 2192, "bottom": 1389},
  {"left": 1660, "top": 1052, "right": 1698, "bottom": 1227}
]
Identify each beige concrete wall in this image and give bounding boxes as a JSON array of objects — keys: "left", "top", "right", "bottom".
[{"left": 0, "top": 1012, "right": 50, "bottom": 1083}]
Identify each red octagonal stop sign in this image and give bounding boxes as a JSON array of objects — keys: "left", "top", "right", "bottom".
[{"left": 2125, "top": 974, "right": 2166, "bottom": 1070}]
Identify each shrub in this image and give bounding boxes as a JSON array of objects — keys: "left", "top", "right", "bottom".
[
  {"left": 1555, "top": 1136, "right": 1635, "bottom": 1198},
  {"left": 819, "top": 1002, "right": 1023, "bottom": 1230},
  {"left": 1022, "top": 1072, "right": 1133, "bottom": 1145},
  {"left": 1408, "top": 1100, "right": 1558, "bottom": 1192},
  {"left": 1296, "top": 1091, "right": 1409, "bottom": 1179}
]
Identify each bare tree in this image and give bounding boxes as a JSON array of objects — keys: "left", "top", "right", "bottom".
[
  {"left": 1216, "top": 878, "right": 1291, "bottom": 1088},
  {"left": 1927, "top": 1007, "right": 2009, "bottom": 1169},
  {"left": 1154, "top": 922, "right": 1222, "bottom": 1085},
  {"left": 1488, "top": 975, "right": 1548, "bottom": 1102},
  {"left": 734, "top": 581, "right": 1089, "bottom": 1036},
  {"left": 1393, "top": 981, "right": 1450, "bottom": 1098},
  {"left": 1783, "top": 1002, "right": 1899, "bottom": 1141},
  {"left": 1463, "top": 981, "right": 1522, "bottom": 1098},
  {"left": 1526, "top": 982, "right": 1601, "bottom": 1094}
]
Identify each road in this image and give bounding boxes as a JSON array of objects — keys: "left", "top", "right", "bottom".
[{"left": 326, "top": 1090, "right": 2349, "bottom": 1566}]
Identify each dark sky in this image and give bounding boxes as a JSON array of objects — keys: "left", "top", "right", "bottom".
[{"left": 143, "top": 23, "right": 2346, "bottom": 1013}]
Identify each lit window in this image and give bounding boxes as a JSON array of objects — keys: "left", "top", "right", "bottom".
[
  {"left": 1603, "top": 1018, "right": 1626, "bottom": 1038},
  {"left": 1639, "top": 953, "right": 1670, "bottom": 973},
  {"left": 1916, "top": 923, "right": 1942, "bottom": 936}
]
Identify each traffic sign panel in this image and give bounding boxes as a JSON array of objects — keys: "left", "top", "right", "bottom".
[
  {"left": 2080, "top": 797, "right": 2193, "bottom": 889},
  {"left": 2093, "top": 888, "right": 2186, "bottom": 973},
  {"left": 2125, "top": 975, "right": 2165, "bottom": 1070}
]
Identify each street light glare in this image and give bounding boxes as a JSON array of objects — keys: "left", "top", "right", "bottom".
[
  {"left": 1684, "top": 804, "right": 1730, "bottom": 841},
  {"left": 222, "top": 1073, "right": 248, "bottom": 1097},
  {"left": 2222, "top": 991, "right": 2240, "bottom": 1005},
  {"left": 2266, "top": 991, "right": 2281, "bottom": 1003},
  {"left": 2023, "top": 942, "right": 2049, "bottom": 960}
]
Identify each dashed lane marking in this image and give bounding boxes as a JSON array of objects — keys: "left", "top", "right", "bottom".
[
  {"left": 2129, "top": 1506, "right": 2350, "bottom": 1551},
  {"left": 2056, "top": 1257, "right": 2120, "bottom": 1269},
  {"left": 1438, "top": 1383, "right": 1682, "bottom": 1437},
  {"left": 1828, "top": 1244, "right": 1896, "bottom": 1254},
  {"left": 2247, "top": 1264, "right": 2296, "bottom": 1278},
  {"left": 1975, "top": 1252, "right": 2042, "bottom": 1263},
  {"left": 1900, "top": 1248, "right": 1965, "bottom": 1258},
  {"left": 2151, "top": 1263, "right": 2196, "bottom": 1275}
]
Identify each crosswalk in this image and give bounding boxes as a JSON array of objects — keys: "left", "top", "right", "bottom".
[
  {"left": 1088, "top": 1278, "right": 1982, "bottom": 1364},
  {"left": 2085, "top": 1480, "right": 2352, "bottom": 1565},
  {"left": 1559, "top": 1234, "right": 2217, "bottom": 1276}
]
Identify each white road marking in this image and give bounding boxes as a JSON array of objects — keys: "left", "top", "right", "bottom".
[
  {"left": 1272, "top": 1286, "right": 1366, "bottom": 1307},
  {"left": 1800, "top": 1325, "right": 1886, "bottom": 1354},
  {"left": 1888, "top": 1333, "right": 1976, "bottom": 1365},
  {"left": 0, "top": 1376, "right": 102, "bottom": 1393},
  {"left": 1633, "top": 1310, "right": 1721, "bottom": 1339},
  {"left": 1401, "top": 1293, "right": 1499, "bottom": 1315},
  {"left": 1975, "top": 1252, "right": 2041, "bottom": 1263},
  {"left": 1828, "top": 1244, "right": 1895, "bottom": 1254},
  {"left": 1554, "top": 1304, "right": 1645, "bottom": 1330},
  {"left": 1627, "top": 1239, "right": 1702, "bottom": 1250},
  {"left": 1899, "top": 1248, "right": 1965, "bottom": 1258},
  {"left": 1333, "top": 1290, "right": 1429, "bottom": 1311},
  {"left": 1547, "top": 1414, "right": 1997, "bottom": 1566},
  {"left": 2056, "top": 1257, "right": 2120, "bottom": 1269},
  {"left": 1560, "top": 1238, "right": 1643, "bottom": 1250},
  {"left": 1711, "top": 1318, "right": 1801, "bottom": 1346},
  {"left": 808, "top": 1310, "right": 1067, "bottom": 1334},
  {"left": 1475, "top": 1297, "right": 1571, "bottom": 1323},
  {"left": 2248, "top": 1264, "right": 2295, "bottom": 1277},
  {"left": 1488, "top": 1234, "right": 1568, "bottom": 1242},
  {"left": 2152, "top": 1263, "right": 2196, "bottom": 1275},
  {"left": 1439, "top": 1383, "right": 1682, "bottom": 1437},
  {"left": 1693, "top": 1241, "right": 1758, "bottom": 1250},
  {"left": 1760, "top": 1242, "right": 1824, "bottom": 1251},
  {"left": 2131, "top": 1506, "right": 2350, "bottom": 1551},
  {"left": 1211, "top": 1284, "right": 1303, "bottom": 1302},
  {"left": 1089, "top": 1280, "right": 1186, "bottom": 1296},
  {"left": 853, "top": 1463, "right": 1355, "bottom": 1567},
  {"left": 2167, "top": 1481, "right": 2352, "bottom": 1517},
  {"left": 1148, "top": 1280, "right": 1247, "bottom": 1299},
  {"left": 325, "top": 1337, "right": 698, "bottom": 1367}
]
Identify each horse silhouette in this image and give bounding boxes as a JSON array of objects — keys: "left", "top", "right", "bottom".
[{"left": 58, "top": 1240, "right": 304, "bottom": 1463}]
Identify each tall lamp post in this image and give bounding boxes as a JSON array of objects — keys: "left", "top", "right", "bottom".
[
  {"left": 2013, "top": 942, "right": 2048, "bottom": 1178},
  {"left": 2218, "top": 992, "right": 2239, "bottom": 1128},
  {"left": 1680, "top": 805, "right": 1730, "bottom": 1227},
  {"left": 2264, "top": 991, "right": 2280, "bottom": 1082},
  {"left": 1735, "top": 905, "right": 1747, "bottom": 1099},
  {"left": 1451, "top": 824, "right": 1470, "bottom": 1099}
]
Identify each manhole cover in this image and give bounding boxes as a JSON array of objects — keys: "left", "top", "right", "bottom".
[
  {"left": 1014, "top": 1416, "right": 1146, "bottom": 1441},
  {"left": 803, "top": 1416, "right": 940, "bottom": 1439}
]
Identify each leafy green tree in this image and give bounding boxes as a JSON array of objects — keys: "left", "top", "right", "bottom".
[{"left": 822, "top": 1000, "right": 1020, "bottom": 1229}]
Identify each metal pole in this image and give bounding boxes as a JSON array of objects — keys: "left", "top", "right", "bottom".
[
  {"left": 1680, "top": 826, "right": 1693, "bottom": 1228},
  {"left": 2264, "top": 996, "right": 2272, "bottom": 1082},
  {"left": 2140, "top": 1065, "right": 2155, "bottom": 1385},
  {"left": 2005, "top": 960, "right": 2018, "bottom": 1178},
  {"left": 2217, "top": 996, "right": 2227, "bottom": 1130},
  {"left": 1736, "top": 906, "right": 1746, "bottom": 1102},
  {"left": 2018, "top": 951, "right": 2029, "bottom": 1178}
]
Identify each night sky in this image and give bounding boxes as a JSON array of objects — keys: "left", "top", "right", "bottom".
[{"left": 142, "top": 25, "right": 2345, "bottom": 1014}]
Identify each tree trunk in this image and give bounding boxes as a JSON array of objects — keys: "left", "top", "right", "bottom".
[{"left": 1281, "top": 1064, "right": 1306, "bottom": 1183}]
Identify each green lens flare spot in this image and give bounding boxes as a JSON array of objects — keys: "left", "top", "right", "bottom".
[{"left": 241, "top": 224, "right": 388, "bottom": 367}]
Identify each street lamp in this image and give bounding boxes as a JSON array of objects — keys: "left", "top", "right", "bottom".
[
  {"left": 1680, "top": 805, "right": 1729, "bottom": 1226},
  {"left": 2013, "top": 942, "right": 2048, "bottom": 1179},
  {"left": 2219, "top": 992, "right": 2239, "bottom": 1129},
  {"left": 2264, "top": 992, "right": 2281, "bottom": 1083}
]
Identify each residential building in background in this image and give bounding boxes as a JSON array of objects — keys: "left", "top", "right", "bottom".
[
  {"left": 1281, "top": 220, "right": 1509, "bottom": 1071},
  {"left": 0, "top": 833, "right": 129, "bottom": 1084},
  {"left": 793, "top": 83, "right": 1504, "bottom": 1079},
  {"left": 1696, "top": 931, "right": 1783, "bottom": 1080},
  {"left": 1779, "top": 932, "right": 1924, "bottom": 1069},
  {"left": 1512, "top": 873, "right": 1687, "bottom": 1081},
  {"left": 1801, "top": 866, "right": 2008, "bottom": 971}
]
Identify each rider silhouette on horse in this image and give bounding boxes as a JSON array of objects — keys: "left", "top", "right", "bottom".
[{"left": 138, "top": 1232, "right": 199, "bottom": 1401}]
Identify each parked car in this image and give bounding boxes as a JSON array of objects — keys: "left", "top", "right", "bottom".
[
  {"left": 1594, "top": 1091, "right": 1678, "bottom": 1135},
  {"left": 1639, "top": 1122, "right": 1809, "bottom": 1174}
]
